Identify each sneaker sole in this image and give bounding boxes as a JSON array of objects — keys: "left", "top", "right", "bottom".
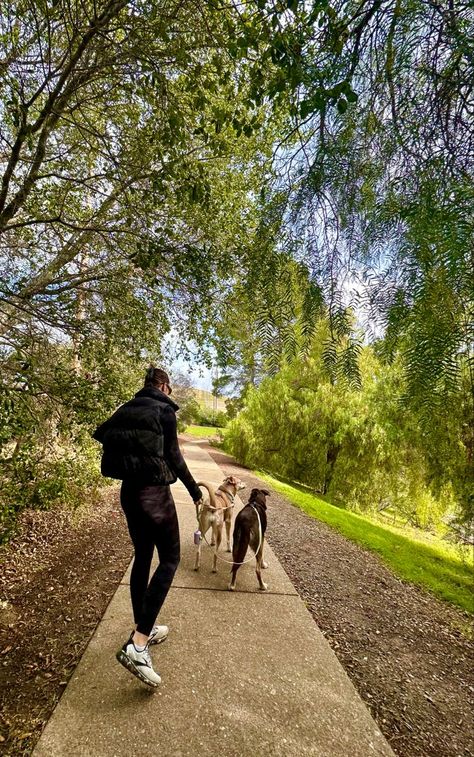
[
  {"left": 116, "top": 649, "right": 161, "bottom": 688},
  {"left": 149, "top": 633, "right": 168, "bottom": 646}
]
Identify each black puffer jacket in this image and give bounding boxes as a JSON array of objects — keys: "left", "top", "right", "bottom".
[{"left": 93, "top": 387, "right": 202, "bottom": 502}]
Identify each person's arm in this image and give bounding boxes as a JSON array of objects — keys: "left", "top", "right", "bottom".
[{"left": 161, "top": 406, "right": 202, "bottom": 502}]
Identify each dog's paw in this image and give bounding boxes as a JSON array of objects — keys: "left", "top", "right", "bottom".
[
  {"left": 210, "top": 540, "right": 216, "bottom": 546},
  {"left": 226, "top": 547, "right": 231, "bottom": 553},
  {"left": 228, "top": 584, "right": 235, "bottom": 591},
  {"left": 262, "top": 561, "right": 269, "bottom": 569},
  {"left": 212, "top": 568, "right": 218, "bottom": 573},
  {"left": 259, "top": 582, "right": 269, "bottom": 591}
]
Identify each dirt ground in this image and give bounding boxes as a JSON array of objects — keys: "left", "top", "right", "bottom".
[
  {"left": 0, "top": 490, "right": 132, "bottom": 756},
  {"left": 0, "top": 443, "right": 473, "bottom": 757}
]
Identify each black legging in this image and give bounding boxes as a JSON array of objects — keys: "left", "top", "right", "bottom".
[{"left": 120, "top": 481, "right": 180, "bottom": 636}]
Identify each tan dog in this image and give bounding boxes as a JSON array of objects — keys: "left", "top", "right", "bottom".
[{"left": 194, "top": 476, "right": 246, "bottom": 572}]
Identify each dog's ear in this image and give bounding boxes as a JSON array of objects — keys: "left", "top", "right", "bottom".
[
  {"left": 261, "top": 489, "right": 270, "bottom": 497},
  {"left": 226, "top": 475, "right": 237, "bottom": 485}
]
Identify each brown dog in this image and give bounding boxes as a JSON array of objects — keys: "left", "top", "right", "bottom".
[
  {"left": 228, "top": 488, "right": 270, "bottom": 592},
  {"left": 194, "top": 476, "right": 246, "bottom": 572}
]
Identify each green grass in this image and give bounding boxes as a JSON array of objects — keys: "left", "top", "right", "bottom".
[
  {"left": 183, "top": 424, "right": 221, "bottom": 438},
  {"left": 257, "top": 470, "right": 474, "bottom": 615}
]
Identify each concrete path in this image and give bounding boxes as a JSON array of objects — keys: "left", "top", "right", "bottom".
[{"left": 33, "top": 442, "right": 394, "bottom": 757}]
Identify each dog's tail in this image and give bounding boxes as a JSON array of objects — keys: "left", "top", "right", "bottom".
[{"left": 196, "top": 481, "right": 219, "bottom": 511}]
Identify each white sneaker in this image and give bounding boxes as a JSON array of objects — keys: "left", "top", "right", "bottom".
[
  {"left": 148, "top": 624, "right": 169, "bottom": 645},
  {"left": 116, "top": 640, "right": 161, "bottom": 688}
]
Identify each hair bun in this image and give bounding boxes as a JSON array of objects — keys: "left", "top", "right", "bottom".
[{"left": 144, "top": 366, "right": 171, "bottom": 388}]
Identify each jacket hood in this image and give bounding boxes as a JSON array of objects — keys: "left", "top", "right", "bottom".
[{"left": 135, "top": 387, "right": 180, "bottom": 412}]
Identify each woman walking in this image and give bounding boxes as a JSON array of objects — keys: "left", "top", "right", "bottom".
[{"left": 93, "top": 367, "right": 203, "bottom": 687}]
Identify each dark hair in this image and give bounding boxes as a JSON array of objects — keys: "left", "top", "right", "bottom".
[{"left": 144, "top": 366, "right": 170, "bottom": 389}]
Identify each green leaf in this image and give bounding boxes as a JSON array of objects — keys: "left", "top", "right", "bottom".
[{"left": 337, "top": 97, "right": 348, "bottom": 114}]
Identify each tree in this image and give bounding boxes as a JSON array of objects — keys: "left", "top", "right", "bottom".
[
  {"left": 236, "top": 0, "right": 474, "bottom": 517},
  {"left": 292, "top": 0, "right": 471, "bottom": 380},
  {"left": 0, "top": 0, "right": 277, "bottom": 531},
  {"left": 224, "top": 323, "right": 460, "bottom": 529}
]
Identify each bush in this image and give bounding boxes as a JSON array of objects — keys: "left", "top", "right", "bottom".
[
  {"left": 194, "top": 408, "right": 228, "bottom": 428},
  {"left": 176, "top": 398, "right": 201, "bottom": 432},
  {"left": 0, "top": 431, "right": 103, "bottom": 543}
]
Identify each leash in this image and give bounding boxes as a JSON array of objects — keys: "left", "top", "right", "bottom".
[{"left": 195, "top": 502, "right": 263, "bottom": 566}]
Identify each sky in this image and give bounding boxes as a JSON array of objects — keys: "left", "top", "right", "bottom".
[{"left": 170, "top": 356, "right": 214, "bottom": 391}]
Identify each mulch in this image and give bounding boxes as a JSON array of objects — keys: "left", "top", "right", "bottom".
[
  {"left": 0, "top": 489, "right": 132, "bottom": 756},
  {"left": 0, "top": 442, "right": 472, "bottom": 757}
]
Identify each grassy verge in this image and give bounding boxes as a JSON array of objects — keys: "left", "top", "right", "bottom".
[
  {"left": 183, "top": 424, "right": 221, "bottom": 438},
  {"left": 257, "top": 470, "right": 474, "bottom": 615}
]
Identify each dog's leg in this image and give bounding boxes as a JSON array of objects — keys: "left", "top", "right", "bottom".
[
  {"left": 228, "top": 553, "right": 242, "bottom": 590},
  {"left": 228, "top": 565, "right": 237, "bottom": 591},
  {"left": 212, "top": 525, "right": 222, "bottom": 573},
  {"left": 257, "top": 532, "right": 268, "bottom": 568},
  {"left": 194, "top": 511, "right": 211, "bottom": 571},
  {"left": 228, "top": 523, "right": 248, "bottom": 591},
  {"left": 228, "top": 547, "right": 242, "bottom": 591},
  {"left": 200, "top": 508, "right": 212, "bottom": 541},
  {"left": 208, "top": 508, "right": 215, "bottom": 546},
  {"left": 194, "top": 536, "right": 202, "bottom": 571},
  {"left": 255, "top": 541, "right": 268, "bottom": 591},
  {"left": 194, "top": 516, "right": 203, "bottom": 571},
  {"left": 225, "top": 515, "right": 232, "bottom": 552}
]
